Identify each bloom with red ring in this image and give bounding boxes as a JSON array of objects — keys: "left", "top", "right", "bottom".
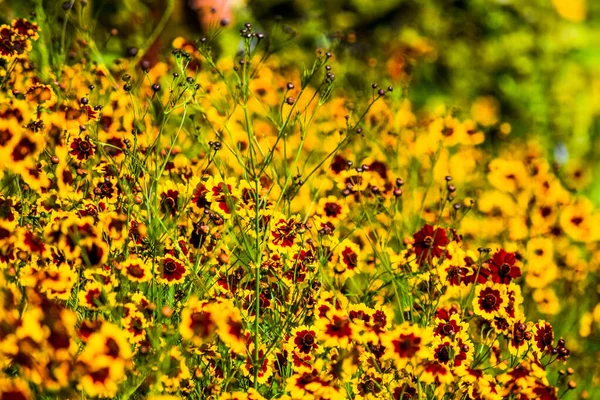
[
  {"left": 533, "top": 320, "right": 554, "bottom": 356},
  {"left": 155, "top": 255, "right": 188, "bottom": 284},
  {"left": 412, "top": 224, "right": 449, "bottom": 265},
  {"left": 121, "top": 257, "right": 151, "bottom": 283},
  {"left": 270, "top": 215, "right": 299, "bottom": 249},
  {"left": 291, "top": 328, "right": 319, "bottom": 354},
  {"left": 334, "top": 240, "right": 361, "bottom": 279},
  {"left": 382, "top": 322, "right": 430, "bottom": 368},
  {"left": 488, "top": 249, "right": 521, "bottom": 284},
  {"left": 70, "top": 137, "right": 95, "bottom": 161},
  {"left": 316, "top": 310, "right": 354, "bottom": 348},
  {"left": 473, "top": 283, "right": 507, "bottom": 319}
]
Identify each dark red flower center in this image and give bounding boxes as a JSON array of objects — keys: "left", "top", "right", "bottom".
[
  {"left": 484, "top": 294, "right": 497, "bottom": 307},
  {"left": 437, "top": 345, "right": 451, "bottom": 363},
  {"left": 324, "top": 202, "right": 342, "bottom": 217},
  {"left": 128, "top": 264, "right": 145, "bottom": 278},
  {"left": 165, "top": 260, "right": 177, "bottom": 273},
  {"left": 442, "top": 324, "right": 455, "bottom": 336},
  {"left": 424, "top": 236, "right": 433, "bottom": 247},
  {"left": 542, "top": 332, "right": 553, "bottom": 346},
  {"left": 499, "top": 263, "right": 511, "bottom": 276},
  {"left": 302, "top": 333, "right": 315, "bottom": 346},
  {"left": 79, "top": 140, "right": 91, "bottom": 152}
]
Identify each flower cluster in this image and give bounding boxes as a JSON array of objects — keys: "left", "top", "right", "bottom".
[{"left": 0, "top": 9, "right": 597, "bottom": 400}]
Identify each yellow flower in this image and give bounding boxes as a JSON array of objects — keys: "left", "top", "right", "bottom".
[
  {"left": 471, "top": 96, "right": 499, "bottom": 127},
  {"left": 532, "top": 288, "right": 561, "bottom": 315},
  {"left": 552, "top": 0, "right": 587, "bottom": 22},
  {"left": 381, "top": 322, "right": 431, "bottom": 369}
]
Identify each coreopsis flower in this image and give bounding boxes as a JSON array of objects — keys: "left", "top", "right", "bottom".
[
  {"left": 91, "top": 176, "right": 120, "bottom": 203},
  {"left": 532, "top": 320, "right": 554, "bottom": 357},
  {"left": 363, "top": 306, "right": 393, "bottom": 340},
  {"left": 77, "top": 320, "right": 103, "bottom": 343},
  {"left": 24, "top": 83, "right": 55, "bottom": 107},
  {"left": 121, "top": 257, "right": 152, "bottom": 283},
  {"left": 433, "top": 310, "right": 465, "bottom": 339},
  {"left": 488, "top": 249, "right": 521, "bottom": 284},
  {"left": 69, "top": 137, "right": 95, "bottom": 161},
  {"left": 269, "top": 214, "right": 301, "bottom": 251},
  {"left": 333, "top": 239, "right": 361, "bottom": 279},
  {"left": 38, "top": 263, "right": 77, "bottom": 300},
  {"left": 99, "top": 211, "right": 129, "bottom": 248},
  {"left": 533, "top": 288, "right": 561, "bottom": 315},
  {"left": 77, "top": 323, "right": 132, "bottom": 397},
  {"left": 285, "top": 363, "right": 343, "bottom": 400},
  {"left": 316, "top": 195, "right": 349, "bottom": 223},
  {"left": 155, "top": 254, "right": 188, "bottom": 284},
  {"left": 352, "top": 368, "right": 387, "bottom": 400},
  {"left": 286, "top": 326, "right": 320, "bottom": 357},
  {"left": 382, "top": 322, "right": 431, "bottom": 369},
  {"left": 158, "top": 181, "right": 186, "bottom": 217},
  {"left": 122, "top": 309, "right": 148, "bottom": 345},
  {"left": 242, "top": 344, "right": 274, "bottom": 385},
  {"left": 412, "top": 224, "right": 449, "bottom": 266},
  {"left": 190, "top": 179, "right": 211, "bottom": 212},
  {"left": 390, "top": 381, "right": 418, "bottom": 400},
  {"left": 0, "top": 24, "right": 32, "bottom": 61},
  {"left": 79, "top": 322, "right": 132, "bottom": 369},
  {"left": 180, "top": 297, "right": 246, "bottom": 353},
  {"left": 507, "top": 321, "right": 531, "bottom": 357},
  {"left": 559, "top": 198, "right": 598, "bottom": 242},
  {"left": 420, "top": 360, "right": 454, "bottom": 386},
  {"left": 503, "top": 282, "right": 524, "bottom": 321},
  {"left": 316, "top": 310, "right": 354, "bottom": 348},
  {"left": 439, "top": 250, "right": 471, "bottom": 286},
  {"left": 487, "top": 158, "right": 529, "bottom": 193},
  {"left": 180, "top": 297, "right": 217, "bottom": 346},
  {"left": 0, "top": 377, "right": 33, "bottom": 400},
  {"left": 348, "top": 303, "right": 373, "bottom": 337},
  {"left": 160, "top": 347, "right": 192, "bottom": 393},
  {"left": 462, "top": 372, "right": 502, "bottom": 400},
  {"left": 17, "top": 229, "right": 46, "bottom": 256},
  {"left": 2, "top": 129, "right": 45, "bottom": 175},
  {"left": 205, "top": 175, "right": 240, "bottom": 217},
  {"left": 218, "top": 388, "right": 266, "bottom": 400},
  {"left": 215, "top": 301, "right": 246, "bottom": 354},
  {"left": 11, "top": 18, "right": 40, "bottom": 40},
  {"left": 472, "top": 282, "right": 508, "bottom": 320},
  {"left": 78, "top": 281, "right": 117, "bottom": 311}
]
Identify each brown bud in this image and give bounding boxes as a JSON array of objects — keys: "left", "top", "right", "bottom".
[
  {"left": 218, "top": 252, "right": 230, "bottom": 265},
  {"left": 161, "top": 306, "right": 173, "bottom": 318},
  {"left": 568, "top": 381, "right": 577, "bottom": 390},
  {"left": 17, "top": 251, "right": 28, "bottom": 261},
  {"left": 51, "top": 156, "right": 59, "bottom": 164},
  {"left": 134, "top": 195, "right": 143, "bottom": 204}
]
